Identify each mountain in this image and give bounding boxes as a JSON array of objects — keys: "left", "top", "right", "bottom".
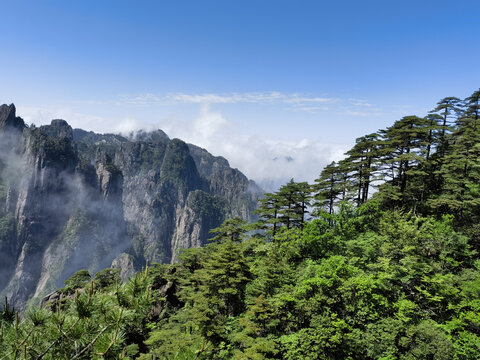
[{"left": 0, "top": 104, "right": 262, "bottom": 309}]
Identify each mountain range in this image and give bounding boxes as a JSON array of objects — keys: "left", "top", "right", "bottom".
[{"left": 0, "top": 104, "right": 262, "bottom": 309}]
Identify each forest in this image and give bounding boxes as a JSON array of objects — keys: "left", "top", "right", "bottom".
[{"left": 2, "top": 89, "right": 480, "bottom": 359}]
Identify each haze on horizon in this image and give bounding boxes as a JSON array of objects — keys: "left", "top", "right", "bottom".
[{"left": 1, "top": 0, "right": 480, "bottom": 189}]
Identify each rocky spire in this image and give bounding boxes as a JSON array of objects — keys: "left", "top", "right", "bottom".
[{"left": 0, "top": 104, "right": 26, "bottom": 132}]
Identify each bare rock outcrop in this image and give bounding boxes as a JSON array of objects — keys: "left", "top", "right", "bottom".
[{"left": 0, "top": 104, "right": 262, "bottom": 309}]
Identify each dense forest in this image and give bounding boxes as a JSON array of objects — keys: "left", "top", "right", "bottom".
[{"left": 2, "top": 89, "right": 480, "bottom": 359}]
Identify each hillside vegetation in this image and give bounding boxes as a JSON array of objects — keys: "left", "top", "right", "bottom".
[{"left": 2, "top": 89, "right": 480, "bottom": 359}]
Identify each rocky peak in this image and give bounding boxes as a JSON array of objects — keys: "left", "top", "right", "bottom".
[
  {"left": 40, "top": 119, "right": 73, "bottom": 140},
  {"left": 72, "top": 129, "right": 128, "bottom": 145},
  {"left": 187, "top": 144, "right": 230, "bottom": 179},
  {"left": 0, "top": 104, "right": 261, "bottom": 309},
  {"left": 160, "top": 138, "right": 203, "bottom": 192},
  {"left": 0, "top": 103, "right": 25, "bottom": 132},
  {"left": 130, "top": 129, "right": 170, "bottom": 144}
]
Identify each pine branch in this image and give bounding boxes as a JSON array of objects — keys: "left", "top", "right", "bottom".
[
  {"left": 70, "top": 325, "right": 110, "bottom": 360},
  {"left": 35, "top": 317, "right": 81, "bottom": 360},
  {"left": 98, "top": 308, "right": 123, "bottom": 356}
]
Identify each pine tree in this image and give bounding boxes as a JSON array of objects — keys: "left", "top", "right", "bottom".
[
  {"left": 313, "top": 161, "right": 342, "bottom": 215},
  {"left": 255, "top": 192, "right": 283, "bottom": 236},
  {"left": 462, "top": 89, "right": 480, "bottom": 128},
  {"left": 430, "top": 102, "right": 480, "bottom": 220},
  {"left": 429, "top": 96, "right": 461, "bottom": 155},
  {"left": 209, "top": 217, "right": 248, "bottom": 243},
  {"left": 177, "top": 239, "right": 251, "bottom": 356},
  {"left": 344, "top": 133, "right": 381, "bottom": 206},
  {"left": 276, "top": 180, "right": 311, "bottom": 229},
  {"left": 378, "top": 116, "right": 431, "bottom": 203}
]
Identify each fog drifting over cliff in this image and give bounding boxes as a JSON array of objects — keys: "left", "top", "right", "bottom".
[{"left": 19, "top": 104, "right": 347, "bottom": 191}]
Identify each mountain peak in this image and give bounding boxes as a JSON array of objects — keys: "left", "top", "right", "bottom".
[
  {"left": 0, "top": 103, "right": 25, "bottom": 132},
  {"left": 40, "top": 119, "right": 73, "bottom": 140}
]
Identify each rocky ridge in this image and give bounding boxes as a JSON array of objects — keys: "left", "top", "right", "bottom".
[{"left": 0, "top": 104, "right": 262, "bottom": 308}]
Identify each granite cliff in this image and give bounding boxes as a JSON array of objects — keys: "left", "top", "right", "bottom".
[{"left": 0, "top": 104, "right": 262, "bottom": 308}]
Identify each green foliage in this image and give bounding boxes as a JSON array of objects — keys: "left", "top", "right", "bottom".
[
  {"left": 30, "top": 127, "right": 77, "bottom": 166},
  {"left": 160, "top": 138, "right": 199, "bottom": 189},
  {"left": 4, "top": 190, "right": 480, "bottom": 359},
  {"left": 255, "top": 179, "right": 312, "bottom": 238},
  {"left": 137, "top": 142, "right": 166, "bottom": 172},
  {"left": 0, "top": 213, "right": 14, "bottom": 246},
  {"left": 187, "top": 190, "right": 226, "bottom": 223},
  {"left": 94, "top": 268, "right": 121, "bottom": 289},
  {"left": 5, "top": 88, "right": 480, "bottom": 359},
  {"left": 63, "top": 270, "right": 91, "bottom": 293},
  {"left": 0, "top": 297, "right": 15, "bottom": 324},
  {"left": 0, "top": 265, "right": 156, "bottom": 359},
  {"left": 129, "top": 204, "right": 480, "bottom": 359},
  {"left": 209, "top": 217, "right": 248, "bottom": 242}
]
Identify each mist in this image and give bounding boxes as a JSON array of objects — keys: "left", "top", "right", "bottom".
[
  {"left": 159, "top": 105, "right": 347, "bottom": 191},
  {"left": 17, "top": 104, "right": 348, "bottom": 191},
  {"left": 0, "top": 113, "right": 133, "bottom": 307},
  {"left": 0, "top": 104, "right": 262, "bottom": 309}
]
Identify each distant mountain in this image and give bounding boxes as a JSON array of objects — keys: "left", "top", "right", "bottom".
[{"left": 0, "top": 104, "right": 263, "bottom": 309}]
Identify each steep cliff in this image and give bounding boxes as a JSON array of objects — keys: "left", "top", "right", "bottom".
[{"left": 0, "top": 104, "right": 262, "bottom": 308}]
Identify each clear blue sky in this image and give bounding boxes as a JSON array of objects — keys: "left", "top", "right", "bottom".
[{"left": 1, "top": 0, "right": 480, "bottom": 186}]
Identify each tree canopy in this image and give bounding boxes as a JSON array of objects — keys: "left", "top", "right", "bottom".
[{"left": 3, "top": 88, "right": 480, "bottom": 359}]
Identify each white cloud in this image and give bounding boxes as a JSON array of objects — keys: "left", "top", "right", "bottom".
[
  {"left": 349, "top": 98, "right": 372, "bottom": 107},
  {"left": 18, "top": 105, "right": 156, "bottom": 135},
  {"left": 16, "top": 100, "right": 354, "bottom": 190},
  {"left": 119, "top": 91, "right": 339, "bottom": 110},
  {"left": 159, "top": 106, "right": 347, "bottom": 190},
  {"left": 113, "top": 117, "right": 157, "bottom": 134},
  {"left": 118, "top": 93, "right": 162, "bottom": 105},
  {"left": 293, "top": 106, "right": 331, "bottom": 113},
  {"left": 283, "top": 96, "right": 336, "bottom": 105},
  {"left": 344, "top": 110, "right": 370, "bottom": 116},
  {"left": 20, "top": 106, "right": 109, "bottom": 133},
  {"left": 119, "top": 91, "right": 386, "bottom": 118}
]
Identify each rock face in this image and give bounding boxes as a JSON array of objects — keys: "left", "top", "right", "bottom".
[{"left": 0, "top": 104, "right": 262, "bottom": 309}]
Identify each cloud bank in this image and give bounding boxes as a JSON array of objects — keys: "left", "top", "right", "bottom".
[
  {"left": 120, "top": 91, "right": 338, "bottom": 107},
  {"left": 119, "top": 91, "right": 342, "bottom": 114},
  {"left": 119, "top": 91, "right": 384, "bottom": 117},
  {"left": 17, "top": 91, "right": 370, "bottom": 190},
  {"left": 19, "top": 106, "right": 158, "bottom": 134},
  {"left": 159, "top": 105, "right": 347, "bottom": 191}
]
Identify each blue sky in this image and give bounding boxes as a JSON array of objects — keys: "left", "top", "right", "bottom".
[{"left": 1, "top": 0, "right": 480, "bottom": 188}]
